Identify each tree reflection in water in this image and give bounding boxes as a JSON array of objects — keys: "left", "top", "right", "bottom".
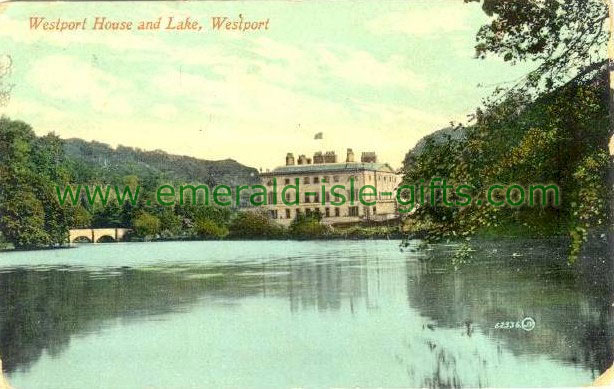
[{"left": 0, "top": 239, "right": 611, "bottom": 387}]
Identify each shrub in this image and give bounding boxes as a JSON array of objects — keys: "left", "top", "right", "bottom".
[
  {"left": 289, "top": 214, "right": 330, "bottom": 239},
  {"left": 133, "top": 212, "right": 161, "bottom": 238},
  {"left": 193, "top": 217, "right": 229, "bottom": 239},
  {"left": 229, "top": 210, "right": 285, "bottom": 239}
]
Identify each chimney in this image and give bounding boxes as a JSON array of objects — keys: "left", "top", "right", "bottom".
[
  {"left": 297, "top": 154, "right": 307, "bottom": 165},
  {"left": 306, "top": 157, "right": 312, "bottom": 164},
  {"left": 324, "top": 151, "right": 337, "bottom": 163},
  {"left": 286, "top": 153, "right": 295, "bottom": 166},
  {"left": 313, "top": 151, "right": 324, "bottom": 164},
  {"left": 346, "top": 148, "right": 355, "bottom": 163},
  {"left": 361, "top": 152, "right": 377, "bottom": 163}
]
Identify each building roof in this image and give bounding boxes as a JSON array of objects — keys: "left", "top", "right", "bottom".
[{"left": 261, "top": 162, "right": 396, "bottom": 176}]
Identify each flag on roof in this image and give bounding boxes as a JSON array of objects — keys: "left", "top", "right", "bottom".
[{"left": 314, "top": 132, "right": 323, "bottom": 140}]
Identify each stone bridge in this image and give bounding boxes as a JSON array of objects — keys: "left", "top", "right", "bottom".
[{"left": 68, "top": 228, "right": 130, "bottom": 243}]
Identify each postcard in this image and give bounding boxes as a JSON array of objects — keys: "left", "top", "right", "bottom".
[{"left": 0, "top": 0, "right": 613, "bottom": 388}]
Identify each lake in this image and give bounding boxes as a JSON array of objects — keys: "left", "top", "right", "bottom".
[{"left": 0, "top": 239, "right": 612, "bottom": 388}]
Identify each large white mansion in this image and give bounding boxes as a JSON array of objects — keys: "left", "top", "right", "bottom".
[{"left": 260, "top": 148, "right": 401, "bottom": 226}]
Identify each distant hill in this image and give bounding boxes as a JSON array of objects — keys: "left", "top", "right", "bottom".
[
  {"left": 63, "top": 138, "right": 260, "bottom": 187},
  {"left": 409, "top": 126, "right": 467, "bottom": 158}
]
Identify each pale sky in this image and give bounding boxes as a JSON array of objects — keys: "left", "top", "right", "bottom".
[{"left": 0, "top": 1, "right": 535, "bottom": 170}]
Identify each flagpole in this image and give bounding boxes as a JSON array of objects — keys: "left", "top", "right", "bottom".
[{"left": 313, "top": 132, "right": 324, "bottom": 155}]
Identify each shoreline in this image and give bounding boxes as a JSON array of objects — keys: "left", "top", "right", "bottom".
[
  {"left": 0, "top": 234, "right": 404, "bottom": 253},
  {"left": 1, "top": 226, "right": 609, "bottom": 253}
]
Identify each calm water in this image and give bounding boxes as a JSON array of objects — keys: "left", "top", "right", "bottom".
[{"left": 0, "top": 239, "right": 612, "bottom": 388}]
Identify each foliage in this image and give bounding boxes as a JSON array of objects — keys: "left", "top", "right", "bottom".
[
  {"left": 332, "top": 225, "right": 399, "bottom": 239},
  {"left": 228, "top": 210, "right": 284, "bottom": 239},
  {"left": 155, "top": 207, "right": 182, "bottom": 238},
  {"left": 289, "top": 214, "right": 331, "bottom": 239},
  {"left": 63, "top": 138, "right": 259, "bottom": 190},
  {"left": 0, "top": 111, "right": 264, "bottom": 247},
  {"left": 176, "top": 204, "right": 231, "bottom": 228},
  {"left": 72, "top": 206, "right": 93, "bottom": 228},
  {"left": 132, "top": 212, "right": 161, "bottom": 239},
  {"left": 456, "top": 0, "right": 613, "bottom": 263},
  {"left": 0, "top": 193, "right": 49, "bottom": 248},
  {"left": 193, "top": 217, "right": 228, "bottom": 239},
  {"left": 401, "top": 76, "right": 611, "bottom": 263},
  {"left": 466, "top": 0, "right": 607, "bottom": 99},
  {"left": 0, "top": 118, "right": 73, "bottom": 249}
]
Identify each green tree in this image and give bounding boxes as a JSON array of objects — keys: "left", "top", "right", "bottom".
[
  {"left": 193, "top": 217, "right": 228, "bottom": 239},
  {"left": 401, "top": 79, "right": 609, "bottom": 260},
  {"left": 463, "top": 0, "right": 613, "bottom": 261},
  {"left": 0, "top": 118, "right": 72, "bottom": 248},
  {"left": 31, "top": 133, "right": 73, "bottom": 244},
  {"left": 91, "top": 202, "right": 123, "bottom": 228},
  {"left": 72, "top": 206, "right": 93, "bottom": 228},
  {"left": 467, "top": 0, "right": 607, "bottom": 96},
  {"left": 228, "top": 210, "right": 284, "bottom": 239},
  {"left": 289, "top": 213, "right": 330, "bottom": 239},
  {"left": 0, "top": 192, "right": 49, "bottom": 248},
  {"left": 175, "top": 204, "right": 231, "bottom": 229},
  {"left": 154, "top": 206, "right": 182, "bottom": 238},
  {"left": 133, "top": 212, "right": 161, "bottom": 239}
]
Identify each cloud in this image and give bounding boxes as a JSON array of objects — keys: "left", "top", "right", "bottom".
[
  {"left": 147, "top": 63, "right": 445, "bottom": 168},
  {"left": 353, "top": 99, "right": 448, "bottom": 128},
  {"left": 152, "top": 66, "right": 349, "bottom": 127},
  {"left": 27, "top": 54, "right": 134, "bottom": 115},
  {"left": 1, "top": 97, "right": 68, "bottom": 123},
  {"left": 246, "top": 38, "right": 427, "bottom": 91},
  {"left": 367, "top": 4, "right": 472, "bottom": 36},
  {"left": 150, "top": 103, "right": 178, "bottom": 119},
  {"left": 315, "top": 47, "right": 426, "bottom": 90},
  {"left": 0, "top": 2, "right": 484, "bottom": 168}
]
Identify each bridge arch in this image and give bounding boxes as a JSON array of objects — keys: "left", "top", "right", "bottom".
[
  {"left": 96, "top": 235, "right": 116, "bottom": 243},
  {"left": 68, "top": 228, "right": 130, "bottom": 244},
  {"left": 72, "top": 235, "right": 93, "bottom": 243}
]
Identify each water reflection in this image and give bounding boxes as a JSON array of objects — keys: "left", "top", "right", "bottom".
[
  {"left": 407, "top": 238, "right": 614, "bottom": 375},
  {"left": 0, "top": 239, "right": 611, "bottom": 388}
]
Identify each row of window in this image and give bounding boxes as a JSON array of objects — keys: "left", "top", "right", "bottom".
[
  {"left": 269, "top": 206, "right": 377, "bottom": 219},
  {"left": 266, "top": 174, "right": 397, "bottom": 186},
  {"left": 267, "top": 175, "right": 340, "bottom": 186},
  {"left": 265, "top": 191, "right": 392, "bottom": 204},
  {"left": 377, "top": 175, "right": 396, "bottom": 183}
]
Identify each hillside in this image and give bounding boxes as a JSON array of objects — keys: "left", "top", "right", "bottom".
[
  {"left": 63, "top": 138, "right": 260, "bottom": 188},
  {"left": 405, "top": 126, "right": 467, "bottom": 162}
]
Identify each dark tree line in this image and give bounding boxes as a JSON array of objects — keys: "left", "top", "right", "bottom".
[
  {"left": 0, "top": 117, "right": 262, "bottom": 248},
  {"left": 0, "top": 119, "right": 73, "bottom": 248},
  {"left": 400, "top": 0, "right": 613, "bottom": 262}
]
